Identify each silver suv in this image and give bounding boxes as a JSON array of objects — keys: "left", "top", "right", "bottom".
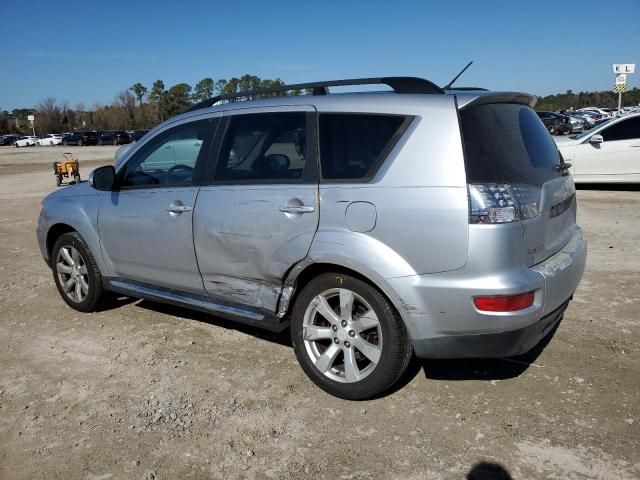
[{"left": 37, "top": 77, "right": 587, "bottom": 399}]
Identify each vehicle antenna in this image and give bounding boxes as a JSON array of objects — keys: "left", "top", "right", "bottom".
[{"left": 443, "top": 61, "right": 474, "bottom": 90}]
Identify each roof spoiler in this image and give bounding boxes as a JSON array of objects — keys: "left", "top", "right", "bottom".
[{"left": 456, "top": 92, "right": 537, "bottom": 109}]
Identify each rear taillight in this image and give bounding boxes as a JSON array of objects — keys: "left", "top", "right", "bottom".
[
  {"left": 468, "top": 183, "right": 540, "bottom": 224},
  {"left": 473, "top": 292, "right": 535, "bottom": 312}
]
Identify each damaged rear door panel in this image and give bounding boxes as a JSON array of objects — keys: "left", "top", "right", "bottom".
[{"left": 193, "top": 106, "right": 319, "bottom": 312}]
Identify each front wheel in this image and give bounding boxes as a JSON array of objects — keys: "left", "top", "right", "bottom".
[
  {"left": 51, "top": 232, "right": 106, "bottom": 312},
  {"left": 291, "top": 273, "right": 412, "bottom": 400}
]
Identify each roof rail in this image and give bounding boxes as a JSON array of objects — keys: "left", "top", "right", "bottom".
[
  {"left": 185, "top": 76, "right": 444, "bottom": 112},
  {"left": 446, "top": 87, "right": 489, "bottom": 91}
]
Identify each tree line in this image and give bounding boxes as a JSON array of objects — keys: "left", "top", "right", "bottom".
[
  {"left": 535, "top": 88, "right": 640, "bottom": 112},
  {"left": 0, "top": 74, "right": 303, "bottom": 135},
  {"left": 2, "top": 80, "right": 640, "bottom": 135}
]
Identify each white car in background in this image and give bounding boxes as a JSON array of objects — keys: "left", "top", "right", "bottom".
[
  {"left": 36, "top": 134, "right": 63, "bottom": 146},
  {"left": 14, "top": 136, "right": 36, "bottom": 147},
  {"left": 555, "top": 113, "right": 640, "bottom": 183},
  {"left": 577, "top": 107, "right": 612, "bottom": 118}
]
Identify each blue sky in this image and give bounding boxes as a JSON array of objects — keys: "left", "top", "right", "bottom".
[{"left": 1, "top": 0, "right": 639, "bottom": 110}]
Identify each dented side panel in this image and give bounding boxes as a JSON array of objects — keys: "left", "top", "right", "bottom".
[{"left": 193, "top": 185, "right": 319, "bottom": 311}]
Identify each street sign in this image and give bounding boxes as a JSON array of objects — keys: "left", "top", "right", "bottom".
[
  {"left": 613, "top": 64, "right": 636, "bottom": 74},
  {"left": 27, "top": 115, "right": 34, "bottom": 122},
  {"left": 613, "top": 83, "right": 628, "bottom": 94},
  {"left": 616, "top": 74, "right": 627, "bottom": 85}
]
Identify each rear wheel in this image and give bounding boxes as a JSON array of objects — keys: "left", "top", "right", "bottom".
[
  {"left": 78, "top": 139, "right": 83, "bottom": 146},
  {"left": 291, "top": 273, "right": 412, "bottom": 400},
  {"left": 51, "top": 232, "right": 106, "bottom": 312}
]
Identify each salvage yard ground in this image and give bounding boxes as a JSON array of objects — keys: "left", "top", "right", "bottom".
[{"left": 0, "top": 146, "right": 638, "bottom": 479}]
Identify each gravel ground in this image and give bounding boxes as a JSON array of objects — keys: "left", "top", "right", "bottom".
[
  {"left": 0, "top": 145, "right": 119, "bottom": 175},
  {"left": 0, "top": 147, "right": 638, "bottom": 479}
]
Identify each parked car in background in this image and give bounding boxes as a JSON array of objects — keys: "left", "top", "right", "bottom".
[
  {"left": 15, "top": 136, "right": 36, "bottom": 147},
  {"left": 537, "top": 111, "right": 573, "bottom": 135},
  {"left": 130, "top": 129, "right": 150, "bottom": 142},
  {"left": 568, "top": 111, "right": 596, "bottom": 127},
  {"left": 577, "top": 108, "right": 611, "bottom": 119},
  {"left": 37, "top": 77, "right": 586, "bottom": 399},
  {"left": 0, "top": 134, "right": 21, "bottom": 146},
  {"left": 555, "top": 112, "right": 640, "bottom": 183},
  {"left": 36, "top": 134, "right": 63, "bottom": 146},
  {"left": 98, "top": 130, "right": 131, "bottom": 145},
  {"left": 62, "top": 131, "right": 98, "bottom": 146},
  {"left": 565, "top": 115, "right": 586, "bottom": 133}
]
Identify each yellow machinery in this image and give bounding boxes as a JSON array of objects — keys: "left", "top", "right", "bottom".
[{"left": 53, "top": 152, "right": 81, "bottom": 186}]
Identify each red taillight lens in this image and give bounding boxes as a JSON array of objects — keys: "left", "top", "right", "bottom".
[{"left": 473, "top": 292, "right": 535, "bottom": 312}]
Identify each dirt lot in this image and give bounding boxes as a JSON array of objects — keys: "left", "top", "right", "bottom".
[{"left": 0, "top": 145, "right": 638, "bottom": 479}]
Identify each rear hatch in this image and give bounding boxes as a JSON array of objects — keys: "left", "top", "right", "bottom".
[{"left": 459, "top": 100, "right": 576, "bottom": 266}]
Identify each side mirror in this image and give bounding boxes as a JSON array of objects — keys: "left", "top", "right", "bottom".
[
  {"left": 589, "top": 134, "right": 603, "bottom": 144},
  {"left": 89, "top": 165, "right": 116, "bottom": 191}
]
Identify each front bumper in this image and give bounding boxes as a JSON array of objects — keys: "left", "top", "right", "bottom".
[
  {"left": 36, "top": 210, "right": 49, "bottom": 265},
  {"left": 389, "top": 225, "right": 587, "bottom": 359}
]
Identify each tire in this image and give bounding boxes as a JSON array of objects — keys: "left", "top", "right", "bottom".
[
  {"left": 78, "top": 139, "right": 83, "bottom": 146},
  {"left": 51, "top": 232, "right": 106, "bottom": 312},
  {"left": 112, "top": 138, "right": 118, "bottom": 146},
  {"left": 63, "top": 139, "right": 68, "bottom": 146},
  {"left": 291, "top": 273, "right": 412, "bottom": 400},
  {"left": 56, "top": 175, "right": 62, "bottom": 187}
]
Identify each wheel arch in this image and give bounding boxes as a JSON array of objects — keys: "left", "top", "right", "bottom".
[
  {"left": 46, "top": 223, "right": 77, "bottom": 265},
  {"left": 282, "top": 260, "right": 415, "bottom": 338}
]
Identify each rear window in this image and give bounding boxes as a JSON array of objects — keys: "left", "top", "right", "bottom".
[
  {"left": 319, "top": 113, "right": 409, "bottom": 181},
  {"left": 460, "top": 103, "right": 561, "bottom": 186}
]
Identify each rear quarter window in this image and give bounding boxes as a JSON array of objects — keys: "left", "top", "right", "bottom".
[
  {"left": 319, "top": 113, "right": 410, "bottom": 181},
  {"left": 460, "top": 103, "right": 561, "bottom": 186}
]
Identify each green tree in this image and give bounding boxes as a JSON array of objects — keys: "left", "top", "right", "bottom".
[
  {"left": 214, "top": 79, "right": 228, "bottom": 95},
  {"left": 129, "top": 82, "right": 148, "bottom": 106},
  {"left": 193, "top": 78, "right": 215, "bottom": 102},
  {"left": 149, "top": 80, "right": 166, "bottom": 121},
  {"left": 163, "top": 83, "right": 193, "bottom": 116}
]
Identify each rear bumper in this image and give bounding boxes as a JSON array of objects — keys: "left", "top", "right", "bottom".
[
  {"left": 388, "top": 225, "right": 587, "bottom": 359},
  {"left": 412, "top": 300, "right": 569, "bottom": 358}
]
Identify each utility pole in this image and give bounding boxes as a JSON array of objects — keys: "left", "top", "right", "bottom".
[{"left": 27, "top": 115, "right": 36, "bottom": 145}]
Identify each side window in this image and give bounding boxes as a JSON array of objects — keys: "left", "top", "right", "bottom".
[
  {"left": 214, "top": 112, "right": 307, "bottom": 182},
  {"left": 601, "top": 117, "right": 640, "bottom": 142},
  {"left": 319, "top": 113, "right": 408, "bottom": 181},
  {"left": 122, "top": 119, "right": 213, "bottom": 188}
]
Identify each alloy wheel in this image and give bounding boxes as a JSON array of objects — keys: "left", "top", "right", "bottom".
[
  {"left": 302, "top": 288, "right": 383, "bottom": 383},
  {"left": 56, "top": 245, "right": 89, "bottom": 303}
]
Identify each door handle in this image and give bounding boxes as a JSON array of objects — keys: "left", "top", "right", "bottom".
[
  {"left": 279, "top": 205, "right": 315, "bottom": 214},
  {"left": 167, "top": 204, "right": 192, "bottom": 214}
]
